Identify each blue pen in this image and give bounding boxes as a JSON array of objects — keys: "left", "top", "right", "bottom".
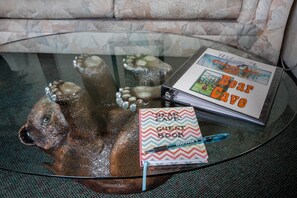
[{"left": 145, "top": 132, "right": 229, "bottom": 153}]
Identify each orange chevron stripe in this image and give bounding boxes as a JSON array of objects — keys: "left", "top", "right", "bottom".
[
  {"left": 140, "top": 128, "right": 201, "bottom": 137},
  {"left": 142, "top": 152, "right": 208, "bottom": 161},
  {"left": 143, "top": 148, "right": 207, "bottom": 157},
  {"left": 139, "top": 108, "right": 195, "bottom": 117}
]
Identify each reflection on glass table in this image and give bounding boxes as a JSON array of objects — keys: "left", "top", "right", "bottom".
[{"left": 0, "top": 32, "right": 296, "bottom": 194}]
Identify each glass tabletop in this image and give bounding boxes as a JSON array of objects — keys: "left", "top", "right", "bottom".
[{"left": 0, "top": 32, "right": 296, "bottom": 179}]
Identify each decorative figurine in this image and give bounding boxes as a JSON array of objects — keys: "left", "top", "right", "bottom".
[
  {"left": 117, "top": 55, "right": 172, "bottom": 111},
  {"left": 123, "top": 54, "right": 172, "bottom": 86},
  {"left": 18, "top": 55, "right": 171, "bottom": 194}
]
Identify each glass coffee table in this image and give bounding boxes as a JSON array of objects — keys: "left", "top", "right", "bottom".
[{"left": 0, "top": 32, "right": 296, "bottom": 194}]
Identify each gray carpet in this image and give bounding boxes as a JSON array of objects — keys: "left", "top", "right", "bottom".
[
  {"left": 0, "top": 115, "right": 296, "bottom": 198},
  {"left": 0, "top": 55, "right": 296, "bottom": 197}
]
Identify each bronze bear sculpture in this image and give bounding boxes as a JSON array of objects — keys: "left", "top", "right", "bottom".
[{"left": 18, "top": 55, "right": 172, "bottom": 194}]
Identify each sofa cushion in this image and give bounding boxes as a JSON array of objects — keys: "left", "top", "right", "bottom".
[
  {"left": 0, "top": 0, "right": 114, "bottom": 19},
  {"left": 115, "top": 0, "right": 242, "bottom": 19}
]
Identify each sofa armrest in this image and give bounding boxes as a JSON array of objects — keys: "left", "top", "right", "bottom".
[{"left": 281, "top": 1, "right": 297, "bottom": 77}]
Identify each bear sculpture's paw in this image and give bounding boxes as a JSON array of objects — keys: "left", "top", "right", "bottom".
[
  {"left": 115, "top": 87, "right": 145, "bottom": 112},
  {"left": 123, "top": 55, "right": 173, "bottom": 86},
  {"left": 73, "top": 54, "right": 106, "bottom": 74},
  {"left": 116, "top": 86, "right": 161, "bottom": 111},
  {"left": 45, "top": 80, "right": 82, "bottom": 103}
]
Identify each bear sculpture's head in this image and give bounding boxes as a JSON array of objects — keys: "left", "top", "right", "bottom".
[{"left": 19, "top": 96, "right": 69, "bottom": 150}]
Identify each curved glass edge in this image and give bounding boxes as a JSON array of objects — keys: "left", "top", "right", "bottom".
[
  {"left": 1, "top": 72, "right": 295, "bottom": 180},
  {"left": 153, "top": 71, "right": 297, "bottom": 177},
  {"left": 0, "top": 31, "right": 276, "bottom": 65},
  {"left": 0, "top": 32, "right": 296, "bottom": 179},
  {"left": 0, "top": 31, "right": 88, "bottom": 46}
]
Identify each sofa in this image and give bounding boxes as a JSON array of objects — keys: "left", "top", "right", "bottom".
[
  {"left": 281, "top": 1, "right": 297, "bottom": 76},
  {"left": 0, "top": 0, "right": 294, "bottom": 65}
]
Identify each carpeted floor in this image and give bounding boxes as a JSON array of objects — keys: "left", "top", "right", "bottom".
[
  {"left": 0, "top": 115, "right": 296, "bottom": 198},
  {"left": 0, "top": 55, "right": 296, "bottom": 197}
]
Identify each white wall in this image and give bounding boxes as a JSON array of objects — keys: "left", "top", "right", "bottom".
[{"left": 282, "top": 1, "right": 297, "bottom": 77}]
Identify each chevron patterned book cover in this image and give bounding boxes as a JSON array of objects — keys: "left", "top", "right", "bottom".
[{"left": 139, "top": 107, "right": 208, "bottom": 167}]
